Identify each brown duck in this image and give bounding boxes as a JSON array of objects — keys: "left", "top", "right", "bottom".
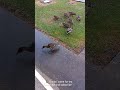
[
  {"left": 62, "top": 22, "right": 71, "bottom": 28},
  {"left": 68, "top": 12, "right": 76, "bottom": 17},
  {"left": 76, "top": 15, "right": 81, "bottom": 21},
  {"left": 64, "top": 13, "right": 70, "bottom": 18},
  {"left": 53, "top": 15, "right": 60, "bottom": 21},
  {"left": 67, "top": 18, "right": 73, "bottom": 25},
  {"left": 42, "top": 43, "right": 60, "bottom": 51}
]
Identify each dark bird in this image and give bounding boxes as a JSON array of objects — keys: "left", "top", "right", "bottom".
[
  {"left": 42, "top": 43, "right": 60, "bottom": 51},
  {"left": 53, "top": 15, "right": 60, "bottom": 21},
  {"left": 16, "top": 42, "right": 35, "bottom": 55},
  {"left": 62, "top": 22, "right": 71, "bottom": 28},
  {"left": 76, "top": 15, "right": 81, "bottom": 21},
  {"left": 66, "top": 28, "right": 73, "bottom": 34},
  {"left": 64, "top": 13, "right": 70, "bottom": 18},
  {"left": 67, "top": 18, "right": 73, "bottom": 25},
  {"left": 68, "top": 12, "right": 76, "bottom": 16}
]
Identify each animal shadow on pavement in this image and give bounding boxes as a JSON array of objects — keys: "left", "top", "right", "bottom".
[{"left": 42, "top": 48, "right": 60, "bottom": 55}]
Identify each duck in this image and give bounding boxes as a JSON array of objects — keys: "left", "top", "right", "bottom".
[
  {"left": 67, "top": 18, "right": 73, "bottom": 25},
  {"left": 68, "top": 12, "right": 76, "bottom": 17},
  {"left": 53, "top": 15, "right": 60, "bottom": 21},
  {"left": 66, "top": 28, "right": 73, "bottom": 34},
  {"left": 76, "top": 15, "right": 81, "bottom": 21},
  {"left": 62, "top": 22, "right": 71, "bottom": 28},
  {"left": 42, "top": 43, "right": 60, "bottom": 51},
  {"left": 64, "top": 13, "right": 70, "bottom": 18},
  {"left": 16, "top": 42, "right": 35, "bottom": 55}
]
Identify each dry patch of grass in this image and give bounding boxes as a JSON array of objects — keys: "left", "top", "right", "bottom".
[{"left": 42, "top": 17, "right": 54, "bottom": 24}]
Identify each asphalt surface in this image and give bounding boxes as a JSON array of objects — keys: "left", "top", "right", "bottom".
[
  {"left": 35, "top": 30, "right": 85, "bottom": 90},
  {"left": 0, "top": 7, "right": 34, "bottom": 90},
  {"left": 35, "top": 77, "right": 46, "bottom": 90}
]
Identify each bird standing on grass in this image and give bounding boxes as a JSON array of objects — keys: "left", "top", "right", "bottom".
[
  {"left": 64, "top": 13, "right": 70, "bottom": 18},
  {"left": 16, "top": 42, "right": 35, "bottom": 55},
  {"left": 68, "top": 12, "right": 76, "bottom": 17},
  {"left": 66, "top": 28, "right": 73, "bottom": 34},
  {"left": 53, "top": 15, "right": 60, "bottom": 21},
  {"left": 76, "top": 15, "right": 81, "bottom": 21},
  {"left": 67, "top": 18, "right": 73, "bottom": 26},
  {"left": 64, "top": 12, "right": 76, "bottom": 18},
  {"left": 62, "top": 22, "right": 71, "bottom": 28}
]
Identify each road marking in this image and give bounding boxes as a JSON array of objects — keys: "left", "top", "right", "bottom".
[{"left": 35, "top": 69, "right": 54, "bottom": 90}]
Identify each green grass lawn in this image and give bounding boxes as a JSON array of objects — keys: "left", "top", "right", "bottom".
[
  {"left": 86, "top": 0, "right": 120, "bottom": 65},
  {"left": 35, "top": 0, "right": 85, "bottom": 53}
]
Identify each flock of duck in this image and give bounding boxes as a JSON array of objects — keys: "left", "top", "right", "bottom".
[
  {"left": 16, "top": 11, "right": 81, "bottom": 55},
  {"left": 53, "top": 11, "right": 81, "bottom": 34}
]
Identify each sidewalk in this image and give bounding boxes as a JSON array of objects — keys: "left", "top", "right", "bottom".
[{"left": 35, "top": 29, "right": 85, "bottom": 90}]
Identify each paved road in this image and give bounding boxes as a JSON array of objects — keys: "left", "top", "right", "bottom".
[
  {"left": 35, "top": 30, "right": 85, "bottom": 90},
  {"left": 35, "top": 77, "right": 46, "bottom": 90},
  {"left": 0, "top": 7, "right": 35, "bottom": 90}
]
